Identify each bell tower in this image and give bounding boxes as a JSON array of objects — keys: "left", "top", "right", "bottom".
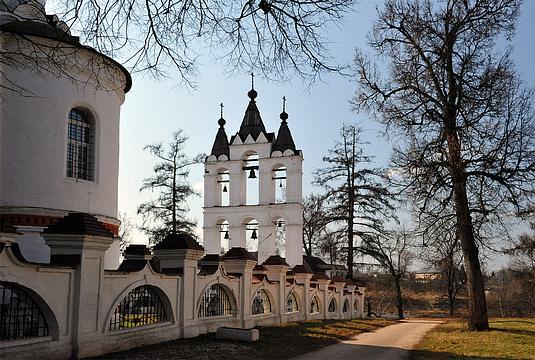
[{"left": 203, "top": 81, "right": 303, "bottom": 266}]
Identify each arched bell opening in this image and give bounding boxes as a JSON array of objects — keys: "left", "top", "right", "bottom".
[
  {"left": 217, "top": 169, "right": 230, "bottom": 206},
  {"left": 243, "top": 218, "right": 259, "bottom": 253},
  {"left": 217, "top": 219, "right": 230, "bottom": 255},
  {"left": 272, "top": 216, "right": 286, "bottom": 258},
  {"left": 272, "top": 165, "right": 287, "bottom": 204},
  {"left": 243, "top": 152, "right": 259, "bottom": 205}
]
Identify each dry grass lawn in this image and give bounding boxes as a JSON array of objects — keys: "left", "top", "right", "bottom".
[{"left": 410, "top": 318, "right": 535, "bottom": 360}]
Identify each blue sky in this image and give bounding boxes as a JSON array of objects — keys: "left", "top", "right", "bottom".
[{"left": 115, "top": 1, "right": 534, "bottom": 268}]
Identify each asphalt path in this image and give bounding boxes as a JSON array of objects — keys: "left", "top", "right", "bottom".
[{"left": 290, "top": 319, "right": 442, "bottom": 360}]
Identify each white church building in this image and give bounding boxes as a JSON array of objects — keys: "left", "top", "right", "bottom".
[{"left": 0, "top": 1, "right": 366, "bottom": 359}]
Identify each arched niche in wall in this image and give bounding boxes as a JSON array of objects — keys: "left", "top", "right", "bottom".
[
  {"left": 343, "top": 298, "right": 350, "bottom": 313},
  {"left": 0, "top": 281, "right": 59, "bottom": 341},
  {"left": 328, "top": 297, "right": 337, "bottom": 313},
  {"left": 251, "top": 289, "right": 272, "bottom": 315},
  {"left": 108, "top": 285, "right": 170, "bottom": 331},
  {"left": 243, "top": 152, "right": 259, "bottom": 205},
  {"left": 285, "top": 292, "right": 299, "bottom": 313},
  {"left": 310, "top": 295, "right": 320, "bottom": 314},
  {"left": 197, "top": 283, "right": 236, "bottom": 318}
]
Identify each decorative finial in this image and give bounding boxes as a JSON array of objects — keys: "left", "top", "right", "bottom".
[
  {"left": 280, "top": 96, "right": 288, "bottom": 122},
  {"left": 218, "top": 102, "right": 226, "bottom": 127},
  {"left": 247, "top": 72, "right": 258, "bottom": 100}
]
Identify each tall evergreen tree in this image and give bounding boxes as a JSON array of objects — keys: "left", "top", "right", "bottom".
[
  {"left": 314, "top": 124, "right": 395, "bottom": 279},
  {"left": 138, "top": 130, "right": 204, "bottom": 245}
]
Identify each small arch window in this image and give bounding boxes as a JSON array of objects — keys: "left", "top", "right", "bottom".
[
  {"left": 310, "top": 296, "right": 320, "bottom": 314},
  {"left": 109, "top": 286, "right": 167, "bottom": 331},
  {"left": 354, "top": 298, "right": 359, "bottom": 312},
  {"left": 328, "top": 298, "right": 337, "bottom": 313},
  {"left": 343, "top": 299, "right": 349, "bottom": 313},
  {"left": 0, "top": 281, "right": 49, "bottom": 340},
  {"left": 286, "top": 292, "right": 298, "bottom": 313},
  {"left": 66, "top": 108, "right": 94, "bottom": 181},
  {"left": 198, "top": 284, "right": 232, "bottom": 318},
  {"left": 252, "top": 290, "right": 271, "bottom": 315}
]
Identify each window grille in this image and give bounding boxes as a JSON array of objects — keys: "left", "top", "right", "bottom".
[
  {"left": 328, "top": 298, "right": 337, "bottom": 313},
  {"left": 198, "top": 284, "right": 232, "bottom": 318},
  {"left": 109, "top": 286, "right": 167, "bottom": 331},
  {"left": 0, "top": 282, "right": 49, "bottom": 341},
  {"left": 66, "top": 108, "right": 94, "bottom": 181},
  {"left": 286, "top": 293, "right": 298, "bottom": 313},
  {"left": 252, "top": 290, "right": 271, "bottom": 315},
  {"left": 310, "top": 296, "right": 320, "bottom": 314},
  {"left": 343, "top": 299, "right": 349, "bottom": 313}
]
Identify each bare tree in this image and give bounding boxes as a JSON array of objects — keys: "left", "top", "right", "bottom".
[
  {"left": 302, "top": 193, "right": 328, "bottom": 256},
  {"left": 118, "top": 211, "right": 134, "bottom": 252},
  {"left": 313, "top": 123, "right": 396, "bottom": 279},
  {"left": 420, "top": 217, "right": 466, "bottom": 316},
  {"left": 48, "top": 0, "right": 357, "bottom": 85},
  {"left": 138, "top": 130, "right": 204, "bottom": 245},
  {"left": 355, "top": 0, "right": 535, "bottom": 330},
  {"left": 358, "top": 226, "right": 413, "bottom": 319}
]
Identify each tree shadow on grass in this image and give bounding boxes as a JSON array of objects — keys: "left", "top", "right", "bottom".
[{"left": 409, "top": 348, "right": 525, "bottom": 360}]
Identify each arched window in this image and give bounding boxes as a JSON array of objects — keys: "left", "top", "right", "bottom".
[
  {"left": 354, "top": 298, "right": 359, "bottom": 312},
  {"left": 0, "top": 282, "right": 49, "bottom": 340},
  {"left": 343, "top": 299, "right": 349, "bottom": 313},
  {"left": 286, "top": 292, "right": 298, "bottom": 313},
  {"left": 66, "top": 108, "right": 94, "bottom": 181},
  {"left": 198, "top": 284, "right": 232, "bottom": 318},
  {"left": 252, "top": 290, "right": 271, "bottom": 315},
  {"left": 109, "top": 286, "right": 167, "bottom": 331},
  {"left": 310, "top": 296, "right": 320, "bottom": 314},
  {"left": 328, "top": 298, "right": 337, "bottom": 313}
]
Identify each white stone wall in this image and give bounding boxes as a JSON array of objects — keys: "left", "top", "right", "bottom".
[
  {"left": 0, "top": 232, "right": 366, "bottom": 359},
  {"left": 0, "top": 34, "right": 126, "bottom": 220}
]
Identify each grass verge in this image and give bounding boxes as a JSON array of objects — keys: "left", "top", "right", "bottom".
[
  {"left": 410, "top": 318, "right": 535, "bottom": 360},
  {"left": 92, "top": 318, "right": 396, "bottom": 360}
]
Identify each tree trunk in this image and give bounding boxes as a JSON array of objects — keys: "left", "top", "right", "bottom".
[
  {"left": 448, "top": 136, "right": 489, "bottom": 330},
  {"left": 394, "top": 276, "right": 404, "bottom": 319}
]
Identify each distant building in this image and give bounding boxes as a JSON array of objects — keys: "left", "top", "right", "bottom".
[{"left": 413, "top": 268, "right": 444, "bottom": 283}]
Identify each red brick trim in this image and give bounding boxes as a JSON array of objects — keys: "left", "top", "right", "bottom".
[{"left": 3, "top": 214, "right": 119, "bottom": 235}]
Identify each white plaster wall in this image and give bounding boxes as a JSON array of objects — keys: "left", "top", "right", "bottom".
[{"left": 0, "top": 35, "right": 126, "bottom": 219}]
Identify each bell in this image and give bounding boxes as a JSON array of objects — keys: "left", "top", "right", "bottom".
[
  {"left": 223, "top": 185, "right": 228, "bottom": 192},
  {"left": 279, "top": 181, "right": 283, "bottom": 188},
  {"left": 277, "top": 220, "right": 282, "bottom": 228},
  {"left": 248, "top": 169, "right": 257, "bottom": 179},
  {"left": 224, "top": 231, "right": 229, "bottom": 240},
  {"left": 250, "top": 229, "right": 258, "bottom": 240}
]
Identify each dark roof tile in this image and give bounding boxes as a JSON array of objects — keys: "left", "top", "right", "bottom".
[
  {"left": 222, "top": 247, "right": 257, "bottom": 261},
  {"left": 44, "top": 212, "right": 114, "bottom": 237},
  {"left": 152, "top": 232, "right": 204, "bottom": 251}
]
